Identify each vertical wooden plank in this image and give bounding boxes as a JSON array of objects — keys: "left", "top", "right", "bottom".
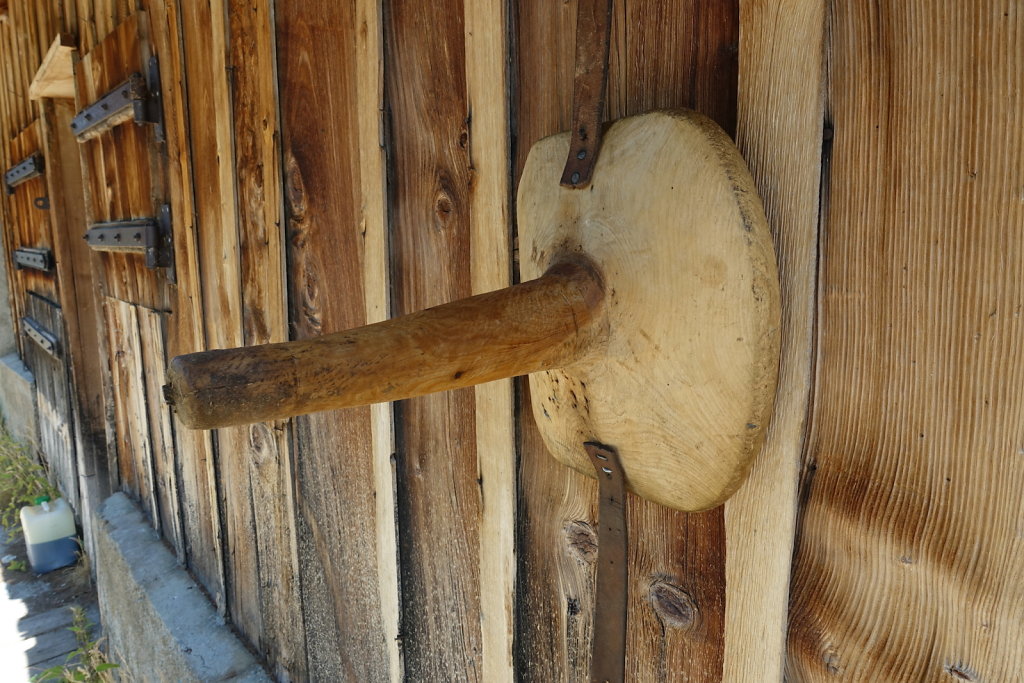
[
  {"left": 511, "top": 4, "right": 588, "bottom": 678},
  {"left": 177, "top": 0, "right": 276, "bottom": 656},
  {"left": 277, "top": 1, "right": 392, "bottom": 679},
  {"left": 40, "top": 95, "right": 110, "bottom": 568},
  {"left": 144, "top": 0, "right": 225, "bottom": 599},
  {"left": 385, "top": 1, "right": 488, "bottom": 679},
  {"left": 513, "top": 2, "right": 739, "bottom": 680},
  {"left": 137, "top": 308, "right": 185, "bottom": 556},
  {"left": 723, "top": 1, "right": 825, "bottom": 679},
  {"left": 225, "top": 0, "right": 305, "bottom": 677},
  {"left": 788, "top": 3, "right": 1024, "bottom": 679},
  {"left": 41, "top": 98, "right": 104, "bottom": 464},
  {"left": 104, "top": 297, "right": 156, "bottom": 518},
  {"left": 464, "top": 0, "right": 515, "bottom": 679},
  {"left": 355, "top": 0, "right": 403, "bottom": 679},
  {"left": 24, "top": 292, "right": 77, "bottom": 509}
]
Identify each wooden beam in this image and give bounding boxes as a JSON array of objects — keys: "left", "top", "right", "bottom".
[
  {"left": 724, "top": 1, "right": 825, "bottom": 679},
  {"left": 29, "top": 33, "right": 75, "bottom": 100}
]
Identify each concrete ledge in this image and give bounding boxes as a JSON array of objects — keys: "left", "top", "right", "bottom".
[
  {"left": 0, "top": 353, "right": 37, "bottom": 447},
  {"left": 95, "top": 493, "right": 270, "bottom": 682}
]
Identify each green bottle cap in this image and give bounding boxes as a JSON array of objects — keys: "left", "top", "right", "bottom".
[{"left": 34, "top": 496, "right": 51, "bottom": 505}]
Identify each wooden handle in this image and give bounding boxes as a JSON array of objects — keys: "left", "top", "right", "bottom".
[{"left": 165, "top": 260, "right": 605, "bottom": 429}]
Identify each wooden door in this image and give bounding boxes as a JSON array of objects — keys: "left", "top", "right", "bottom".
[
  {"left": 72, "top": 12, "right": 179, "bottom": 539},
  {"left": 5, "top": 119, "right": 79, "bottom": 506}
]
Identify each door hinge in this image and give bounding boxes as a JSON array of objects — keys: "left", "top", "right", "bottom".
[
  {"left": 12, "top": 247, "right": 53, "bottom": 272},
  {"left": 71, "top": 56, "right": 165, "bottom": 142},
  {"left": 84, "top": 204, "right": 173, "bottom": 270},
  {"left": 4, "top": 153, "right": 44, "bottom": 194},
  {"left": 22, "top": 316, "right": 60, "bottom": 358}
]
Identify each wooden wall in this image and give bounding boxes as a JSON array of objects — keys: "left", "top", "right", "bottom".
[{"left": 0, "top": 0, "right": 1020, "bottom": 680}]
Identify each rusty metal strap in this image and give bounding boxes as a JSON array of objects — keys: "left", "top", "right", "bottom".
[
  {"left": 561, "top": 0, "right": 614, "bottom": 189},
  {"left": 585, "top": 441, "right": 627, "bottom": 682}
]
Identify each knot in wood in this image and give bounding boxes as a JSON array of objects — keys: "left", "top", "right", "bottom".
[
  {"left": 285, "top": 154, "right": 306, "bottom": 220},
  {"left": 647, "top": 579, "right": 697, "bottom": 631},
  {"left": 563, "top": 520, "right": 597, "bottom": 564}
]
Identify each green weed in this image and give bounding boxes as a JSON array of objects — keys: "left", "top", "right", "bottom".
[{"left": 0, "top": 426, "right": 60, "bottom": 536}]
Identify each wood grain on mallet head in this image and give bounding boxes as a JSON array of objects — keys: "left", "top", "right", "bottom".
[
  {"left": 518, "top": 110, "right": 781, "bottom": 512},
  {"left": 165, "top": 261, "right": 606, "bottom": 429}
]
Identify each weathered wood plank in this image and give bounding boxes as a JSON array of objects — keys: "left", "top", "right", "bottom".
[
  {"left": 277, "top": 1, "right": 391, "bottom": 678},
  {"left": 514, "top": 2, "right": 738, "bottom": 679},
  {"left": 24, "top": 292, "right": 77, "bottom": 509},
  {"left": 464, "top": 0, "right": 515, "bottom": 678},
  {"left": 224, "top": 0, "right": 305, "bottom": 676},
  {"left": 178, "top": 0, "right": 278, "bottom": 658},
  {"left": 137, "top": 307, "right": 183, "bottom": 554},
  {"left": 788, "top": 2, "right": 1024, "bottom": 679},
  {"left": 384, "top": 1, "right": 487, "bottom": 678},
  {"left": 354, "top": 0, "right": 402, "bottom": 677},
  {"left": 103, "top": 297, "right": 155, "bottom": 517},
  {"left": 38, "top": 95, "right": 108, "bottom": 564},
  {"left": 723, "top": 1, "right": 825, "bottom": 679},
  {"left": 145, "top": 0, "right": 225, "bottom": 599}
]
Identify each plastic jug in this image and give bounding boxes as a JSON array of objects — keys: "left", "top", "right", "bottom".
[{"left": 20, "top": 496, "right": 78, "bottom": 573}]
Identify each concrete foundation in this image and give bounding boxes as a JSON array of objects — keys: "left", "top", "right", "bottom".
[
  {"left": 0, "top": 353, "right": 37, "bottom": 447},
  {"left": 94, "top": 493, "right": 270, "bottom": 682}
]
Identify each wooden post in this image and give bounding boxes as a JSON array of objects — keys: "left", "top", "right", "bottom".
[{"left": 166, "top": 260, "right": 605, "bottom": 429}]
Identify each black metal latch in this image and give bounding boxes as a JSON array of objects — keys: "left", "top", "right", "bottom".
[
  {"left": 84, "top": 204, "right": 173, "bottom": 270},
  {"left": 22, "top": 316, "right": 59, "bottom": 358},
  {"left": 4, "top": 153, "right": 44, "bottom": 194},
  {"left": 12, "top": 247, "right": 53, "bottom": 272},
  {"left": 70, "top": 56, "right": 165, "bottom": 143}
]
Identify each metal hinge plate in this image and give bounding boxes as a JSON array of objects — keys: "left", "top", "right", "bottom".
[
  {"left": 5, "top": 153, "right": 44, "bottom": 194},
  {"left": 84, "top": 204, "right": 173, "bottom": 269},
  {"left": 13, "top": 247, "right": 53, "bottom": 272},
  {"left": 71, "top": 57, "right": 165, "bottom": 142},
  {"left": 22, "top": 316, "right": 59, "bottom": 358}
]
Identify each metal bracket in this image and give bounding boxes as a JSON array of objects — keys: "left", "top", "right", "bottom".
[
  {"left": 4, "top": 153, "right": 44, "bottom": 194},
  {"left": 84, "top": 204, "right": 173, "bottom": 269},
  {"left": 584, "top": 441, "right": 627, "bottom": 683},
  {"left": 146, "top": 56, "right": 166, "bottom": 143},
  {"left": 71, "top": 60, "right": 164, "bottom": 142},
  {"left": 22, "top": 316, "right": 59, "bottom": 358},
  {"left": 13, "top": 247, "right": 53, "bottom": 272},
  {"left": 560, "top": 0, "right": 613, "bottom": 189}
]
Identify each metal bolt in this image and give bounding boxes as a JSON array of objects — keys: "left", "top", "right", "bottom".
[
  {"left": 577, "top": 150, "right": 587, "bottom": 160},
  {"left": 571, "top": 172, "right": 581, "bottom": 184}
]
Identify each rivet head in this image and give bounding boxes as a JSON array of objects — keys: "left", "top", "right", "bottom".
[
  {"left": 571, "top": 171, "right": 581, "bottom": 184},
  {"left": 577, "top": 150, "right": 587, "bottom": 160}
]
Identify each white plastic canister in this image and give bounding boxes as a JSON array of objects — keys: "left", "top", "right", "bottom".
[{"left": 20, "top": 496, "right": 77, "bottom": 573}]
